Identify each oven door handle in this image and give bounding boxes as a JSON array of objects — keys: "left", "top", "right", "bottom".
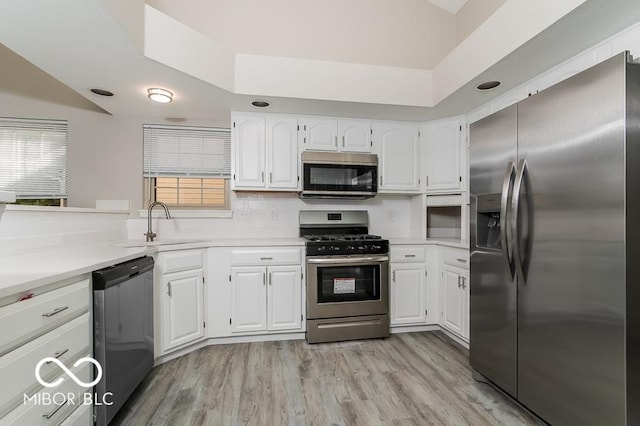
[{"left": 306, "top": 255, "right": 389, "bottom": 264}]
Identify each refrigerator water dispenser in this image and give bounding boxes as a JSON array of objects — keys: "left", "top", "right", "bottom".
[{"left": 476, "top": 193, "right": 502, "bottom": 249}]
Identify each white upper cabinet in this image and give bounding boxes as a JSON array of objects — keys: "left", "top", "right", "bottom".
[
  {"left": 373, "top": 122, "right": 420, "bottom": 193},
  {"left": 302, "top": 117, "right": 338, "bottom": 151},
  {"left": 301, "top": 117, "right": 372, "bottom": 153},
  {"left": 337, "top": 119, "right": 372, "bottom": 152},
  {"left": 232, "top": 112, "right": 299, "bottom": 191},
  {"left": 423, "top": 117, "right": 464, "bottom": 192},
  {"left": 233, "top": 114, "right": 266, "bottom": 189},
  {"left": 267, "top": 116, "right": 299, "bottom": 189}
]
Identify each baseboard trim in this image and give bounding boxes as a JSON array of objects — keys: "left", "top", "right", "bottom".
[
  {"left": 155, "top": 332, "right": 306, "bottom": 365},
  {"left": 439, "top": 327, "right": 470, "bottom": 349},
  {"left": 390, "top": 324, "right": 440, "bottom": 334}
]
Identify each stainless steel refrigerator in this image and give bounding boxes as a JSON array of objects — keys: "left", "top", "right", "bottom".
[{"left": 469, "top": 51, "right": 640, "bottom": 425}]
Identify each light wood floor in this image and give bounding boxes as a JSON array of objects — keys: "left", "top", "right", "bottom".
[{"left": 113, "top": 332, "right": 543, "bottom": 425}]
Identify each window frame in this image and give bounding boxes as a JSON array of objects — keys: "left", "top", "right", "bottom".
[
  {"left": 143, "top": 176, "right": 230, "bottom": 210},
  {"left": 142, "top": 124, "right": 232, "bottom": 210},
  {"left": 0, "top": 116, "right": 68, "bottom": 204}
]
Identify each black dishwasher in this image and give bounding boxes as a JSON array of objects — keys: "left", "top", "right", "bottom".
[{"left": 92, "top": 256, "right": 154, "bottom": 426}]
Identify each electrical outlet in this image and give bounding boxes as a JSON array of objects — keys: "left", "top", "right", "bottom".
[{"left": 270, "top": 209, "right": 278, "bottom": 220}]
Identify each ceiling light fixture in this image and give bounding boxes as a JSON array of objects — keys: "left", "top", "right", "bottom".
[
  {"left": 148, "top": 88, "right": 173, "bottom": 103},
  {"left": 90, "top": 88, "right": 114, "bottom": 97},
  {"left": 251, "top": 100, "right": 270, "bottom": 108},
  {"left": 477, "top": 81, "right": 501, "bottom": 91}
]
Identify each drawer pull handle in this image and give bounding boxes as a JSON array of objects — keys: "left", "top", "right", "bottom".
[
  {"left": 42, "top": 397, "right": 67, "bottom": 419},
  {"left": 404, "top": 254, "right": 416, "bottom": 258},
  {"left": 456, "top": 258, "right": 467, "bottom": 263},
  {"left": 42, "top": 306, "right": 69, "bottom": 318},
  {"left": 260, "top": 257, "right": 273, "bottom": 260},
  {"left": 45, "top": 349, "right": 69, "bottom": 364}
]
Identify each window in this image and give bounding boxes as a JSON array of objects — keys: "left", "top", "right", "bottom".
[
  {"left": 0, "top": 117, "right": 67, "bottom": 205},
  {"left": 143, "top": 124, "right": 231, "bottom": 208}
]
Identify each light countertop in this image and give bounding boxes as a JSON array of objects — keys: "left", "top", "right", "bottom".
[
  {"left": 388, "top": 237, "right": 469, "bottom": 249},
  {"left": 0, "top": 244, "right": 148, "bottom": 300},
  {"left": 0, "top": 236, "right": 465, "bottom": 300},
  {"left": 0, "top": 237, "right": 305, "bottom": 299}
]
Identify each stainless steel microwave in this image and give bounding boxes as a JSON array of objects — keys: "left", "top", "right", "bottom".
[{"left": 300, "top": 151, "right": 378, "bottom": 199}]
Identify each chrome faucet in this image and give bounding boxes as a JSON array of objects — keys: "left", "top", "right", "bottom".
[{"left": 145, "top": 201, "right": 171, "bottom": 242}]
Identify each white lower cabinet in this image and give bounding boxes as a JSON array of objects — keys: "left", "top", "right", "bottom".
[
  {"left": 390, "top": 263, "right": 426, "bottom": 325},
  {"left": 268, "top": 266, "right": 303, "bottom": 331},
  {"left": 389, "top": 245, "right": 438, "bottom": 327},
  {"left": 0, "top": 275, "right": 91, "bottom": 425},
  {"left": 231, "top": 265, "right": 302, "bottom": 333},
  {"left": 231, "top": 267, "right": 267, "bottom": 333},
  {"left": 162, "top": 268, "right": 205, "bottom": 351},
  {"left": 156, "top": 249, "right": 206, "bottom": 354},
  {"left": 438, "top": 247, "right": 470, "bottom": 341}
]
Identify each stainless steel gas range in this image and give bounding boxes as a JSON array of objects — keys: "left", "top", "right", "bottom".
[{"left": 300, "top": 210, "right": 390, "bottom": 343}]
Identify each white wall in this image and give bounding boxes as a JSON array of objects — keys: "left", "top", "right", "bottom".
[
  {"left": 0, "top": 206, "right": 129, "bottom": 257},
  {"left": 127, "top": 192, "right": 413, "bottom": 240}
]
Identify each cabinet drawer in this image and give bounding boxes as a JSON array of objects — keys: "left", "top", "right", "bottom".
[
  {"left": 390, "top": 246, "right": 426, "bottom": 263},
  {"left": 160, "top": 250, "right": 203, "bottom": 274},
  {"left": 0, "top": 279, "right": 89, "bottom": 356},
  {"left": 441, "top": 247, "right": 469, "bottom": 269},
  {"left": 0, "top": 362, "right": 91, "bottom": 426},
  {"left": 0, "top": 313, "right": 90, "bottom": 417},
  {"left": 231, "top": 248, "right": 302, "bottom": 266},
  {"left": 59, "top": 404, "right": 91, "bottom": 426}
]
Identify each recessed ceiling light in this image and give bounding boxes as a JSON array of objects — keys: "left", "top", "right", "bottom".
[
  {"left": 477, "top": 81, "right": 501, "bottom": 91},
  {"left": 251, "top": 100, "right": 270, "bottom": 108},
  {"left": 148, "top": 88, "right": 173, "bottom": 103},
  {"left": 90, "top": 88, "right": 114, "bottom": 97}
]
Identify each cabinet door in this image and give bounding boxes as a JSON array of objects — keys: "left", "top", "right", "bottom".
[
  {"left": 267, "top": 266, "right": 302, "bottom": 331},
  {"left": 233, "top": 114, "right": 266, "bottom": 189},
  {"left": 267, "top": 117, "right": 299, "bottom": 190},
  {"left": 373, "top": 122, "right": 420, "bottom": 192},
  {"left": 425, "top": 118, "right": 462, "bottom": 191},
  {"left": 390, "top": 263, "right": 426, "bottom": 325},
  {"left": 231, "top": 267, "right": 267, "bottom": 333},
  {"left": 303, "top": 118, "right": 338, "bottom": 151},
  {"left": 338, "top": 119, "right": 371, "bottom": 152},
  {"left": 441, "top": 266, "right": 465, "bottom": 337},
  {"left": 162, "top": 269, "right": 204, "bottom": 351}
]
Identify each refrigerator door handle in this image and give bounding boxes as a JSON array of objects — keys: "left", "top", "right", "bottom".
[
  {"left": 500, "top": 161, "right": 516, "bottom": 281},
  {"left": 512, "top": 158, "right": 527, "bottom": 283}
]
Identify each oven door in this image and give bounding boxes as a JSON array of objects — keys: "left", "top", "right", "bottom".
[{"left": 306, "top": 255, "right": 389, "bottom": 319}]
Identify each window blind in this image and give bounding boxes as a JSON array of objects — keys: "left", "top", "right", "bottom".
[
  {"left": 0, "top": 117, "right": 67, "bottom": 199},
  {"left": 143, "top": 124, "right": 231, "bottom": 178}
]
